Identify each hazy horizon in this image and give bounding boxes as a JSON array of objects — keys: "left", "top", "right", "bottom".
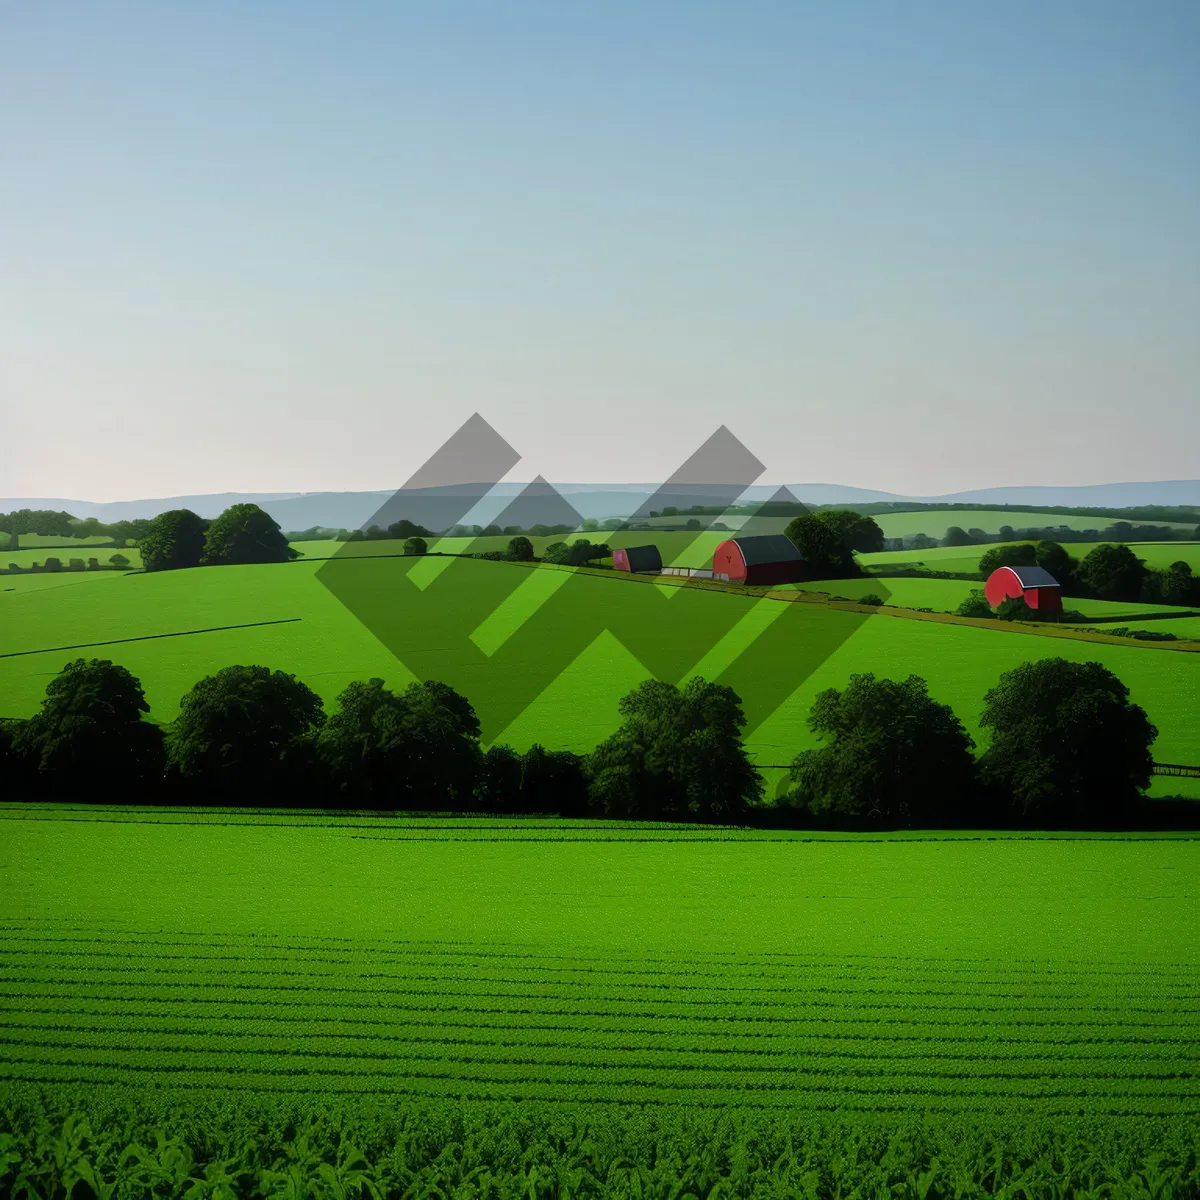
[{"left": 3, "top": 1, "right": 1198, "bottom": 502}]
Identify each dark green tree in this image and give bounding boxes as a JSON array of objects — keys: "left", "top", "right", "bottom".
[
  {"left": 1159, "top": 561, "right": 1198, "bottom": 606},
  {"left": 978, "top": 543, "right": 1036, "bottom": 578},
  {"left": 139, "top": 509, "right": 208, "bottom": 572},
  {"left": 942, "top": 526, "right": 975, "bottom": 547},
  {"left": 1077, "top": 544, "right": 1146, "bottom": 602},
  {"left": 586, "top": 677, "right": 762, "bottom": 820},
  {"left": 387, "top": 519, "right": 432, "bottom": 540},
  {"left": 1033, "top": 540, "right": 1076, "bottom": 589},
  {"left": 543, "top": 541, "right": 570, "bottom": 564},
  {"left": 404, "top": 536, "right": 428, "bottom": 556},
  {"left": 979, "top": 658, "right": 1157, "bottom": 825},
  {"left": 13, "top": 659, "right": 165, "bottom": 796},
  {"left": 507, "top": 536, "right": 534, "bottom": 561},
  {"left": 168, "top": 665, "right": 326, "bottom": 800},
  {"left": 782, "top": 673, "right": 977, "bottom": 828},
  {"left": 201, "top": 504, "right": 295, "bottom": 566},
  {"left": 317, "top": 678, "right": 481, "bottom": 808},
  {"left": 784, "top": 510, "right": 882, "bottom": 577}
]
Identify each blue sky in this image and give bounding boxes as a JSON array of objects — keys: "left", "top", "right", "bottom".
[{"left": 2, "top": 1, "right": 1197, "bottom": 500}]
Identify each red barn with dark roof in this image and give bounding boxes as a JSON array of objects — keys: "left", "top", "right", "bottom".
[
  {"left": 613, "top": 544, "right": 663, "bottom": 573},
  {"left": 712, "top": 534, "right": 805, "bottom": 585},
  {"left": 985, "top": 565, "right": 1063, "bottom": 612}
]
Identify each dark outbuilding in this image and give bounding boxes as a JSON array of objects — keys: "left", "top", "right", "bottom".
[
  {"left": 712, "top": 534, "right": 805, "bottom": 585},
  {"left": 613, "top": 544, "right": 663, "bottom": 574},
  {"left": 985, "top": 564, "right": 1063, "bottom": 613}
]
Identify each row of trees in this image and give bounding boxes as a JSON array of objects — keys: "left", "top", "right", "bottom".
[
  {"left": 140, "top": 505, "right": 296, "bottom": 571},
  {"left": 944, "top": 520, "right": 1200, "bottom": 548},
  {"left": 0, "top": 509, "right": 154, "bottom": 547},
  {"left": 2, "top": 655, "right": 1166, "bottom": 828},
  {"left": 978, "top": 541, "right": 1199, "bottom": 606}
]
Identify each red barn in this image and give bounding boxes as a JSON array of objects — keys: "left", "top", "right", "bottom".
[
  {"left": 613, "top": 544, "right": 663, "bottom": 573},
  {"left": 712, "top": 534, "right": 805, "bottom": 585},
  {"left": 984, "top": 565, "right": 1063, "bottom": 612}
]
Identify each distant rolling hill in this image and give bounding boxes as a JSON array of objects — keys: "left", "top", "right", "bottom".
[{"left": 4, "top": 479, "right": 1198, "bottom": 529}]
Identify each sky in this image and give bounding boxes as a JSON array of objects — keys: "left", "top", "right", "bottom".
[{"left": 2, "top": 0, "right": 1198, "bottom": 501}]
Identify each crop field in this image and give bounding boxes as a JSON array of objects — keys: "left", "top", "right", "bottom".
[
  {"left": 2, "top": 556, "right": 1199, "bottom": 783},
  {"left": 2, "top": 805, "right": 1200, "bottom": 1120}
]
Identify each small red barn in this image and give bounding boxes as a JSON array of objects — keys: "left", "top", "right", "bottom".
[
  {"left": 984, "top": 565, "right": 1063, "bottom": 612},
  {"left": 712, "top": 534, "right": 805, "bottom": 586},
  {"left": 613, "top": 544, "right": 663, "bottom": 574}
]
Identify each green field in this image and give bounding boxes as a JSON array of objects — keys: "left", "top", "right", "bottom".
[
  {"left": 2, "top": 556, "right": 1199, "bottom": 792},
  {"left": 2, "top": 805, "right": 1199, "bottom": 1118},
  {"left": 858, "top": 540, "right": 1200, "bottom": 576}
]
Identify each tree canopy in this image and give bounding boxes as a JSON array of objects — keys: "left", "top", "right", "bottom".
[
  {"left": 139, "top": 509, "right": 208, "bottom": 572},
  {"left": 168, "top": 665, "right": 326, "bottom": 799},
  {"left": 979, "top": 658, "right": 1157, "bottom": 825},
  {"left": 586, "top": 677, "right": 762, "bottom": 820},
  {"left": 784, "top": 510, "right": 883, "bottom": 577},
  {"left": 201, "top": 504, "right": 295, "bottom": 566},
  {"left": 13, "top": 658, "right": 165, "bottom": 793},
  {"left": 1076, "top": 544, "right": 1147, "bottom": 602},
  {"left": 783, "top": 673, "right": 977, "bottom": 828},
  {"left": 317, "top": 678, "right": 482, "bottom": 808}
]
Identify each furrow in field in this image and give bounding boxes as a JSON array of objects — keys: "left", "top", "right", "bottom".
[
  {"left": 1, "top": 1028, "right": 1196, "bottom": 1074},
  {"left": 2, "top": 985, "right": 1192, "bottom": 1030},
  {"left": 2, "top": 1051, "right": 1197, "bottom": 1104},
  {"left": 3, "top": 944, "right": 1195, "bottom": 997},
  {"left": 4, "top": 976, "right": 1193, "bottom": 1022},
  {"left": 3, "top": 1000, "right": 1193, "bottom": 1042}
]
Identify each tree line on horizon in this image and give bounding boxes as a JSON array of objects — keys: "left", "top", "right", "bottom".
[{"left": 1, "top": 653, "right": 1175, "bottom": 830}]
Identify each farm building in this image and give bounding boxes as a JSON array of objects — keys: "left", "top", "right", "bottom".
[
  {"left": 712, "top": 535, "right": 805, "bottom": 586},
  {"left": 613, "top": 545, "right": 663, "bottom": 574},
  {"left": 984, "top": 565, "right": 1063, "bottom": 613}
]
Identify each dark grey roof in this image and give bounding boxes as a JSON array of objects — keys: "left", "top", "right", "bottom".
[
  {"left": 731, "top": 534, "right": 804, "bottom": 566},
  {"left": 624, "top": 544, "right": 663, "bottom": 571},
  {"left": 1005, "top": 565, "right": 1060, "bottom": 588}
]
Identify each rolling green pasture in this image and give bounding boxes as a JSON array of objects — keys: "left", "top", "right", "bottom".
[
  {"left": 2, "top": 806, "right": 1199, "bottom": 1117},
  {"left": 3, "top": 534, "right": 114, "bottom": 550},
  {"left": 859, "top": 540, "right": 1200, "bottom": 581},
  {"left": 2, "top": 556, "right": 1198, "bottom": 785}
]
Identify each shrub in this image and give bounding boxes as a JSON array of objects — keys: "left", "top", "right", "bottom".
[
  {"left": 108, "top": 553, "right": 131, "bottom": 568},
  {"left": 404, "top": 536, "right": 428, "bottom": 556},
  {"left": 956, "top": 590, "right": 994, "bottom": 618},
  {"left": 858, "top": 593, "right": 885, "bottom": 606}
]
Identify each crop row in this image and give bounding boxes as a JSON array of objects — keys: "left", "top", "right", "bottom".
[
  {"left": 4, "top": 943, "right": 1193, "bottom": 994},
  {"left": 8, "top": 957, "right": 1177, "bottom": 1006},
  {"left": 5, "top": 988, "right": 1192, "bottom": 1036},
  {"left": 4, "top": 1056, "right": 1199, "bottom": 1114},
  {"left": 3, "top": 976, "right": 1192, "bottom": 1023},
  {"left": 6, "top": 924, "right": 1196, "bottom": 980},
  {"left": 5, "top": 1011, "right": 1196, "bottom": 1052},
  {"left": 6, "top": 999, "right": 1194, "bottom": 1044},
  {"left": 5, "top": 1023, "right": 1199, "bottom": 1066}
]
